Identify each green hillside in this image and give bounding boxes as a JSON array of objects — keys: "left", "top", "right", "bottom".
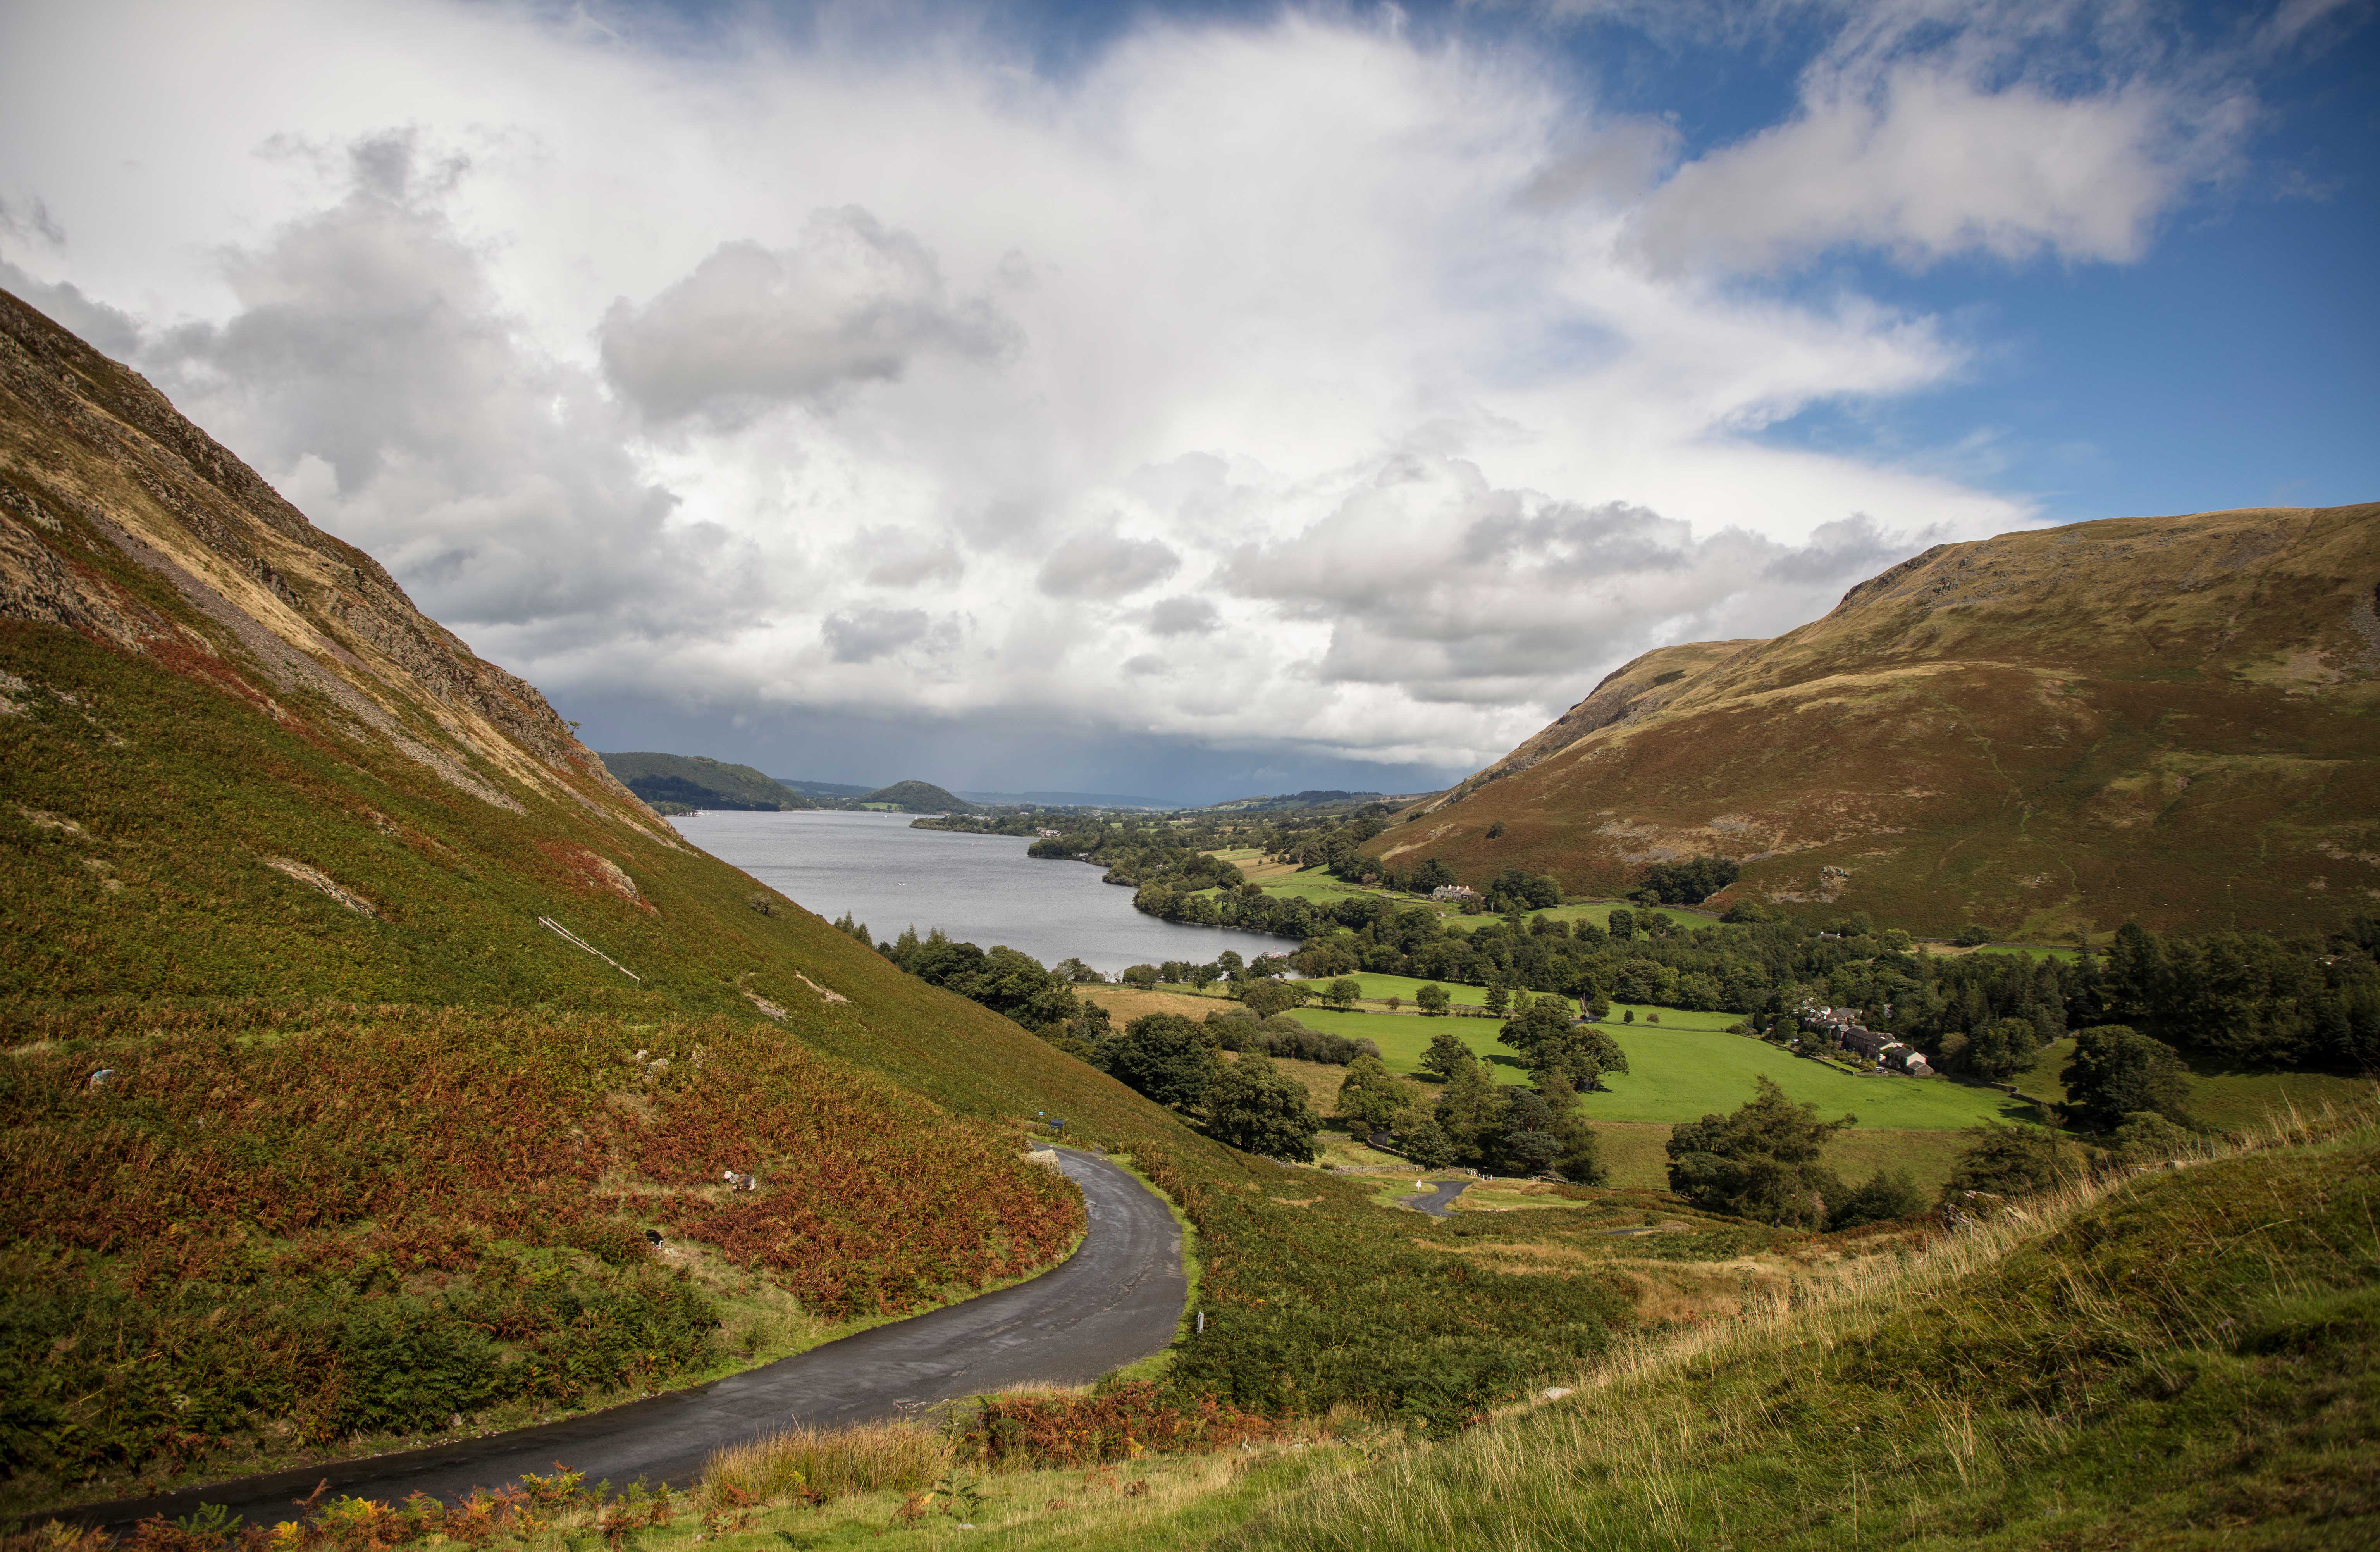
[
  {"left": 863, "top": 779, "right": 975, "bottom": 813},
  {"left": 598, "top": 750, "right": 816, "bottom": 813},
  {"left": 1373, "top": 505, "right": 2380, "bottom": 938},
  {"left": 0, "top": 286, "right": 1647, "bottom": 1518}
]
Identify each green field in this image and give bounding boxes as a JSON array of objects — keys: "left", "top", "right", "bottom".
[{"left": 1291, "top": 1003, "right": 2038, "bottom": 1128}]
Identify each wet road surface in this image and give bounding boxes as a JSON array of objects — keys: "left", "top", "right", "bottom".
[{"left": 69, "top": 1149, "right": 1183, "bottom": 1527}]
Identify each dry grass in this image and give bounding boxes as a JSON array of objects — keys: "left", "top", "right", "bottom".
[
  {"left": 700, "top": 1421, "right": 953, "bottom": 1504},
  {"left": 1224, "top": 1097, "right": 2377, "bottom": 1551}
]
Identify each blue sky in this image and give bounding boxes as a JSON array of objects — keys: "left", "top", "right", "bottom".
[{"left": 1, "top": 0, "right": 2373, "bottom": 801}]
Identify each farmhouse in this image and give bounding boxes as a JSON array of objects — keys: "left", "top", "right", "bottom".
[{"left": 1431, "top": 884, "right": 1480, "bottom": 902}]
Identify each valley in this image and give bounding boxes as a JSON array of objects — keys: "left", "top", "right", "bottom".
[{"left": 3, "top": 277, "right": 2373, "bottom": 1551}]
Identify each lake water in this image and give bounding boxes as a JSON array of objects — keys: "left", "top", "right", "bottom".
[{"left": 670, "top": 809, "right": 1282, "bottom": 975}]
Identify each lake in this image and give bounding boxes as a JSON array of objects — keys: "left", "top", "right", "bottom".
[{"left": 670, "top": 809, "right": 1283, "bottom": 974}]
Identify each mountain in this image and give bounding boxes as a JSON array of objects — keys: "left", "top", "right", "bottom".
[
  {"left": 863, "top": 779, "right": 975, "bottom": 812},
  {"left": 0, "top": 285, "right": 1220, "bottom": 1500},
  {"left": 598, "top": 749, "right": 816, "bottom": 812},
  {"left": 1373, "top": 504, "right": 2380, "bottom": 937}
]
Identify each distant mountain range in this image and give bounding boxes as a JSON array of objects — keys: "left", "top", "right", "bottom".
[{"left": 1366, "top": 502, "right": 2380, "bottom": 937}]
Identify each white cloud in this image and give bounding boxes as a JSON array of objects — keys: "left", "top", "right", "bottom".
[
  {"left": 0, "top": 0, "right": 2260, "bottom": 775},
  {"left": 600, "top": 212, "right": 1015, "bottom": 424}
]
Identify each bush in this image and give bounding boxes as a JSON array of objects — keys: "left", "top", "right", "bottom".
[
  {"left": 955, "top": 1381, "right": 1275, "bottom": 1468},
  {"left": 1951, "top": 924, "right": 1994, "bottom": 947},
  {"left": 1942, "top": 1124, "right": 2085, "bottom": 1201},
  {"left": 1828, "top": 1169, "right": 1928, "bottom": 1230}
]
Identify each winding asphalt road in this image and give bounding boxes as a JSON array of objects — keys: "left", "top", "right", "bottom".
[
  {"left": 1399, "top": 1178, "right": 1472, "bottom": 1217},
  {"left": 71, "top": 1149, "right": 1183, "bottom": 1528}
]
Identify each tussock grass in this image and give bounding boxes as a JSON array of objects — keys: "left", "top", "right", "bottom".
[{"left": 701, "top": 1422, "right": 952, "bottom": 1503}]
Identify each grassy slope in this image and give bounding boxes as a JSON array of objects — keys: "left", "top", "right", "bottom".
[
  {"left": 0, "top": 288, "right": 1676, "bottom": 1502},
  {"left": 1212, "top": 1115, "right": 2380, "bottom": 1552},
  {"left": 246, "top": 1115, "right": 2372, "bottom": 1548},
  {"left": 1368, "top": 505, "right": 2380, "bottom": 938},
  {"left": 0, "top": 286, "right": 1236, "bottom": 1505}
]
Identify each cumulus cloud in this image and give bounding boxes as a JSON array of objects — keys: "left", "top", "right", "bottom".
[
  {"left": 822, "top": 607, "right": 934, "bottom": 663},
  {"left": 1227, "top": 456, "right": 1953, "bottom": 706},
  {"left": 1037, "top": 529, "right": 1183, "bottom": 599},
  {"left": 1147, "top": 594, "right": 1220, "bottom": 636},
  {"left": 126, "top": 132, "right": 757, "bottom": 647},
  {"left": 0, "top": 0, "right": 2285, "bottom": 783},
  {"left": 600, "top": 210, "right": 1014, "bottom": 424}
]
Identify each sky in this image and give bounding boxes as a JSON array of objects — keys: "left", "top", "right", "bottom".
[{"left": 2, "top": 0, "right": 2373, "bottom": 805}]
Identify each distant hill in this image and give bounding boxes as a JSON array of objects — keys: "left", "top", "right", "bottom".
[
  {"left": 958, "top": 788, "right": 1170, "bottom": 809},
  {"left": 864, "top": 779, "right": 976, "bottom": 813},
  {"left": 775, "top": 776, "right": 879, "bottom": 800},
  {"left": 599, "top": 750, "right": 815, "bottom": 812},
  {"left": 1205, "top": 789, "right": 1429, "bottom": 815},
  {"left": 1368, "top": 503, "right": 2380, "bottom": 937}
]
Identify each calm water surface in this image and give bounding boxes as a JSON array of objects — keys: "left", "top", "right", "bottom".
[{"left": 671, "top": 809, "right": 1280, "bottom": 975}]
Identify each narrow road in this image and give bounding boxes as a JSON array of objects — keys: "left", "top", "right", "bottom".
[
  {"left": 71, "top": 1149, "right": 1183, "bottom": 1528},
  {"left": 1399, "top": 1178, "right": 1472, "bottom": 1216}
]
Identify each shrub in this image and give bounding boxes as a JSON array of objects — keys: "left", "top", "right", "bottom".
[
  {"left": 1828, "top": 1169, "right": 1928, "bottom": 1230},
  {"left": 955, "top": 1381, "right": 1275, "bottom": 1468}
]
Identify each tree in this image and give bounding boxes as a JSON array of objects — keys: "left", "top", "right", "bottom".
[
  {"left": 1188, "top": 961, "right": 1220, "bottom": 992},
  {"left": 1958, "top": 1016, "right": 2041, "bottom": 1082},
  {"left": 1484, "top": 980, "right": 1511, "bottom": 1018},
  {"left": 1098, "top": 1013, "right": 1217, "bottom": 1111},
  {"left": 2061, "top": 1024, "right": 2192, "bottom": 1131},
  {"left": 1323, "top": 977, "right": 1363, "bottom": 1011},
  {"left": 1607, "top": 907, "right": 1636, "bottom": 940},
  {"left": 1206, "top": 1051, "right": 1321, "bottom": 1162},
  {"left": 1240, "top": 978, "right": 1304, "bottom": 1018},
  {"left": 1432, "top": 1052, "right": 1504, "bottom": 1161},
  {"left": 1419, "top": 1028, "right": 1474, "bottom": 1082},
  {"left": 1526, "top": 1024, "right": 1628, "bottom": 1092},
  {"left": 1951, "top": 924, "right": 1994, "bottom": 947},
  {"left": 1498, "top": 997, "right": 1580, "bottom": 1063},
  {"left": 1389, "top": 1107, "right": 1458, "bottom": 1168},
  {"left": 1121, "top": 963, "right": 1160, "bottom": 989},
  {"left": 1415, "top": 983, "right": 1451, "bottom": 1016},
  {"left": 1827, "top": 1169, "right": 1927, "bottom": 1230},
  {"left": 1336, "top": 1054, "right": 1419, "bottom": 1134},
  {"left": 1942, "top": 1124, "right": 2083, "bottom": 1200},
  {"left": 1665, "top": 1077, "right": 1853, "bottom": 1227}
]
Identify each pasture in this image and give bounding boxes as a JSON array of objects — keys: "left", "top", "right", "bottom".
[{"left": 1291, "top": 1004, "right": 2037, "bottom": 1129}]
